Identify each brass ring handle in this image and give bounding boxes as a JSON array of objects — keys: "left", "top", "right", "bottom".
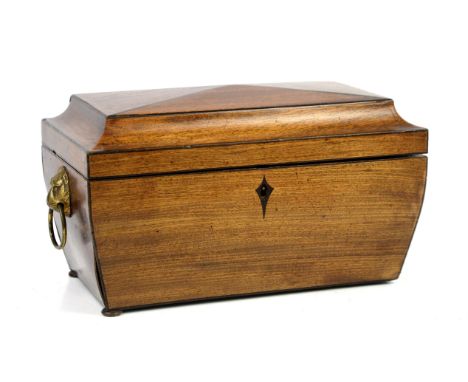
[
  {"left": 48, "top": 204, "right": 67, "bottom": 249},
  {"left": 46, "top": 166, "right": 71, "bottom": 250}
]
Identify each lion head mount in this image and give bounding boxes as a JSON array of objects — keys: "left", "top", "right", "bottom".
[{"left": 47, "top": 166, "right": 71, "bottom": 216}]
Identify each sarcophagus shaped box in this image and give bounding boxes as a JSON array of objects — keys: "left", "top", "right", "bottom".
[{"left": 42, "top": 82, "right": 428, "bottom": 316}]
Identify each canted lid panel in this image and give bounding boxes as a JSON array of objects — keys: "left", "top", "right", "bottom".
[{"left": 76, "top": 82, "right": 385, "bottom": 117}]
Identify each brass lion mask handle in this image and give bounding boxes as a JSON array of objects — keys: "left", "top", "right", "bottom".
[{"left": 47, "top": 166, "right": 71, "bottom": 250}]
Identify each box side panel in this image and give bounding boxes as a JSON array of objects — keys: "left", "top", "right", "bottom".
[
  {"left": 42, "top": 147, "right": 104, "bottom": 305},
  {"left": 91, "top": 156, "right": 427, "bottom": 310}
]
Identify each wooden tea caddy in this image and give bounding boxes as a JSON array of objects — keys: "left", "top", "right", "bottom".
[{"left": 42, "top": 82, "right": 428, "bottom": 316}]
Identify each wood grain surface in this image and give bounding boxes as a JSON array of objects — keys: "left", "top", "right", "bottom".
[
  {"left": 41, "top": 83, "right": 428, "bottom": 312},
  {"left": 99, "top": 101, "right": 404, "bottom": 152},
  {"left": 76, "top": 82, "right": 383, "bottom": 116},
  {"left": 89, "top": 130, "right": 427, "bottom": 178},
  {"left": 90, "top": 156, "right": 427, "bottom": 310},
  {"left": 43, "top": 94, "right": 427, "bottom": 178},
  {"left": 42, "top": 148, "right": 104, "bottom": 304},
  {"left": 43, "top": 83, "right": 392, "bottom": 159}
]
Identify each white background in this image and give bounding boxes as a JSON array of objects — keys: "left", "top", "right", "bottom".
[{"left": 1, "top": 1, "right": 466, "bottom": 381}]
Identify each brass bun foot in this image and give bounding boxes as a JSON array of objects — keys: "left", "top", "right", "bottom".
[
  {"left": 102, "top": 309, "right": 122, "bottom": 317},
  {"left": 68, "top": 270, "right": 78, "bottom": 278}
]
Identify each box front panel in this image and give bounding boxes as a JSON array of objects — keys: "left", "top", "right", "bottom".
[{"left": 91, "top": 156, "right": 426, "bottom": 310}]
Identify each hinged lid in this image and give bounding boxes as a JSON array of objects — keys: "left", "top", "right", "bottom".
[{"left": 42, "top": 82, "right": 427, "bottom": 179}]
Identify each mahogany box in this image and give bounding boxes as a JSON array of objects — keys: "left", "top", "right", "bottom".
[{"left": 42, "top": 82, "right": 428, "bottom": 316}]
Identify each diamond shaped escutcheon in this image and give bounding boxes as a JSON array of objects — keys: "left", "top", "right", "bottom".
[{"left": 256, "top": 176, "right": 274, "bottom": 218}]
